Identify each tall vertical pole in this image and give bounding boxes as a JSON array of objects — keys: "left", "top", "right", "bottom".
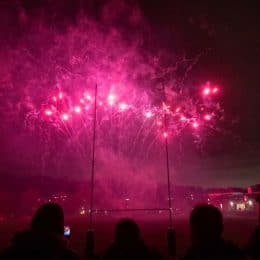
[
  {"left": 86, "top": 84, "right": 98, "bottom": 260},
  {"left": 163, "top": 85, "right": 173, "bottom": 228},
  {"left": 163, "top": 86, "right": 176, "bottom": 259},
  {"left": 164, "top": 128, "right": 173, "bottom": 228},
  {"left": 89, "top": 83, "right": 98, "bottom": 229}
]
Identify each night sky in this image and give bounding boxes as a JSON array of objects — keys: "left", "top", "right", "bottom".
[{"left": 0, "top": 0, "right": 260, "bottom": 188}]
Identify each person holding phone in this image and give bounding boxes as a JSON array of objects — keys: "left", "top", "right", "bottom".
[{"left": 1, "top": 203, "right": 79, "bottom": 260}]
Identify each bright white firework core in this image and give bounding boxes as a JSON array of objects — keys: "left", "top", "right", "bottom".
[
  {"left": 145, "top": 111, "right": 153, "bottom": 118},
  {"left": 163, "top": 132, "right": 168, "bottom": 138},
  {"left": 45, "top": 109, "right": 53, "bottom": 116},
  {"left": 204, "top": 114, "right": 211, "bottom": 121},
  {"left": 74, "top": 106, "right": 81, "bottom": 113},
  {"left": 203, "top": 88, "right": 211, "bottom": 96},
  {"left": 192, "top": 122, "right": 199, "bottom": 128},
  {"left": 119, "top": 103, "right": 128, "bottom": 111},
  {"left": 108, "top": 94, "right": 116, "bottom": 105},
  {"left": 62, "top": 113, "right": 69, "bottom": 120}
]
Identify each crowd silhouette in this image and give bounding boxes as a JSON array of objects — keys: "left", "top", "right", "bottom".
[
  {"left": 182, "top": 204, "right": 245, "bottom": 260},
  {"left": 0, "top": 202, "right": 259, "bottom": 260},
  {"left": 0, "top": 203, "right": 79, "bottom": 260}
]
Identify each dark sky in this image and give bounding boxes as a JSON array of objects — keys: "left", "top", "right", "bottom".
[
  {"left": 142, "top": 1, "right": 260, "bottom": 187},
  {"left": 139, "top": 0, "right": 260, "bottom": 187},
  {"left": 0, "top": 0, "right": 260, "bottom": 187}
]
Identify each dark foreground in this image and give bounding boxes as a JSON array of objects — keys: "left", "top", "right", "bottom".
[{"left": 0, "top": 214, "right": 258, "bottom": 259}]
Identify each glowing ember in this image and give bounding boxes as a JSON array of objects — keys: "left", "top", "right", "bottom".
[
  {"left": 192, "top": 122, "right": 199, "bottom": 128},
  {"left": 84, "top": 93, "right": 92, "bottom": 101},
  {"left": 162, "top": 103, "right": 170, "bottom": 112},
  {"left": 145, "top": 111, "right": 153, "bottom": 118},
  {"left": 74, "top": 106, "right": 81, "bottom": 113},
  {"left": 98, "top": 101, "right": 103, "bottom": 106},
  {"left": 80, "top": 99, "right": 85, "bottom": 103},
  {"left": 58, "top": 92, "right": 63, "bottom": 99},
  {"left": 45, "top": 109, "right": 53, "bottom": 116},
  {"left": 62, "top": 113, "right": 69, "bottom": 120},
  {"left": 203, "top": 88, "right": 211, "bottom": 96},
  {"left": 175, "top": 107, "right": 181, "bottom": 113},
  {"left": 108, "top": 94, "right": 116, "bottom": 105},
  {"left": 163, "top": 132, "right": 168, "bottom": 138},
  {"left": 213, "top": 87, "right": 219, "bottom": 94},
  {"left": 204, "top": 114, "right": 212, "bottom": 121},
  {"left": 52, "top": 96, "right": 57, "bottom": 102},
  {"left": 119, "top": 103, "right": 128, "bottom": 111},
  {"left": 180, "top": 115, "right": 186, "bottom": 121},
  {"left": 157, "top": 121, "right": 162, "bottom": 126}
]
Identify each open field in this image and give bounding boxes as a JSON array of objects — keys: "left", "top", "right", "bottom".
[{"left": 0, "top": 214, "right": 258, "bottom": 259}]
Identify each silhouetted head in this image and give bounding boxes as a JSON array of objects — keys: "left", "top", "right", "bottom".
[
  {"left": 246, "top": 225, "right": 260, "bottom": 259},
  {"left": 31, "top": 203, "right": 64, "bottom": 236},
  {"left": 190, "top": 204, "right": 223, "bottom": 244},
  {"left": 114, "top": 219, "right": 140, "bottom": 244}
]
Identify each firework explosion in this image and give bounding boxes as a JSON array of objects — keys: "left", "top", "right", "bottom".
[
  {"left": 36, "top": 81, "right": 222, "bottom": 152},
  {"left": 0, "top": 2, "right": 225, "bottom": 207}
]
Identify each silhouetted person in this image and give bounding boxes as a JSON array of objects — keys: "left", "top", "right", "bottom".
[
  {"left": 0, "top": 203, "right": 79, "bottom": 260},
  {"left": 182, "top": 204, "right": 245, "bottom": 260},
  {"left": 102, "top": 218, "right": 161, "bottom": 260},
  {"left": 245, "top": 225, "right": 260, "bottom": 260}
]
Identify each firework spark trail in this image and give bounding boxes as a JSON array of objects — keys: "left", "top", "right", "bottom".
[{"left": 36, "top": 80, "right": 222, "bottom": 164}]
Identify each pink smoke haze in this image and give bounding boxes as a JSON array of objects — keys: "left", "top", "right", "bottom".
[{"left": 0, "top": 0, "right": 225, "bottom": 209}]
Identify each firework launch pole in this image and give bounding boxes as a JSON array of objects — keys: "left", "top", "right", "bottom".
[
  {"left": 86, "top": 83, "right": 98, "bottom": 260},
  {"left": 163, "top": 86, "right": 176, "bottom": 259}
]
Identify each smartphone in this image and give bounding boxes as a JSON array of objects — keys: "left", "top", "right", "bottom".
[{"left": 64, "top": 226, "right": 71, "bottom": 237}]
